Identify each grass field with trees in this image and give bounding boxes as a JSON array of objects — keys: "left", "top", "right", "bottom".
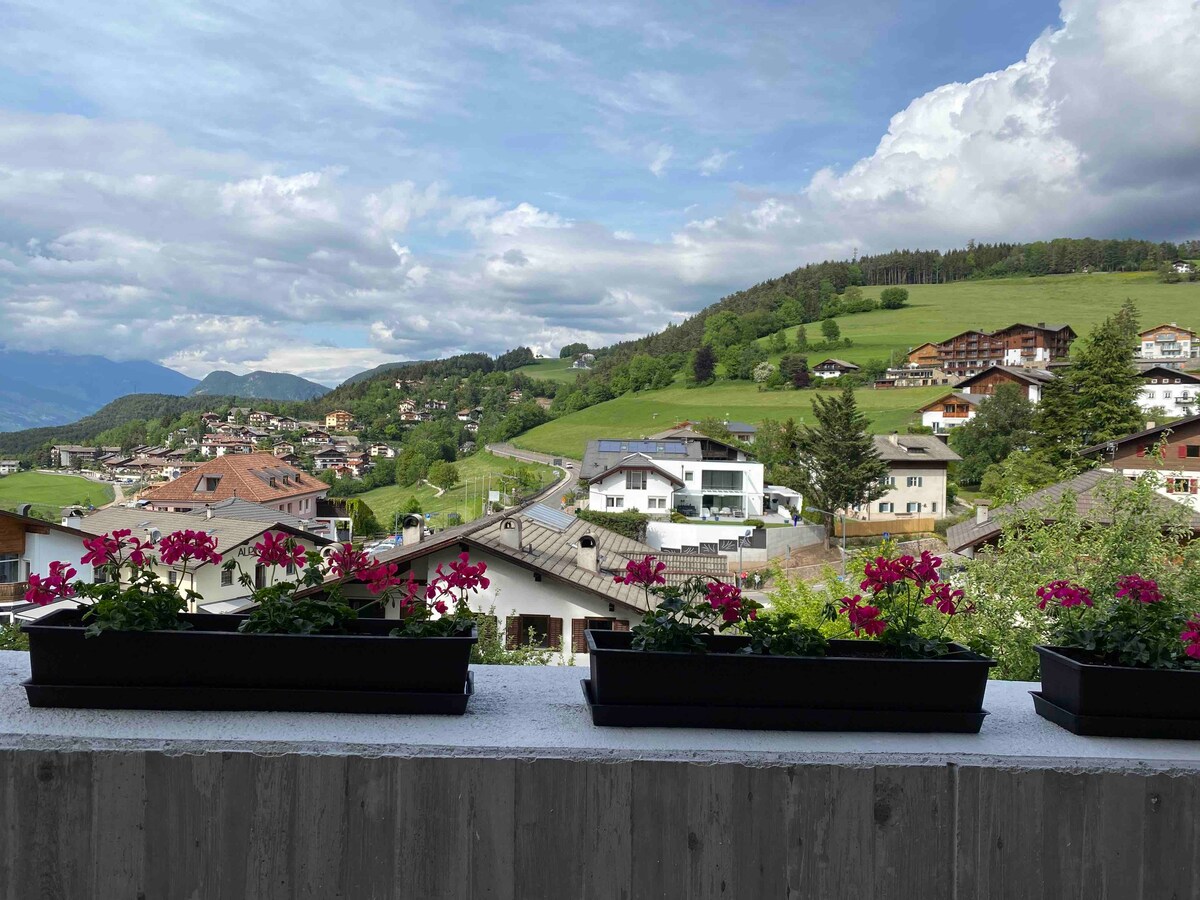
[{"left": 359, "top": 451, "right": 557, "bottom": 530}]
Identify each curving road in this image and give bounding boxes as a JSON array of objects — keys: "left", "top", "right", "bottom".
[{"left": 485, "top": 443, "right": 581, "bottom": 505}]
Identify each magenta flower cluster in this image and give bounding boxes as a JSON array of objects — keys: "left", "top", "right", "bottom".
[
  {"left": 252, "top": 531, "right": 306, "bottom": 569},
  {"left": 1182, "top": 620, "right": 1200, "bottom": 661},
  {"left": 838, "top": 594, "right": 886, "bottom": 636},
  {"left": 705, "top": 581, "right": 752, "bottom": 623},
  {"left": 24, "top": 561, "right": 78, "bottom": 607},
  {"left": 1115, "top": 574, "right": 1163, "bottom": 605},
  {"left": 614, "top": 556, "right": 667, "bottom": 588},
  {"left": 158, "top": 529, "right": 222, "bottom": 567},
  {"left": 1035, "top": 579, "right": 1093, "bottom": 610}
]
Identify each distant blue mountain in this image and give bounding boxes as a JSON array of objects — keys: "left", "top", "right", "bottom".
[
  {"left": 0, "top": 349, "right": 198, "bottom": 432},
  {"left": 189, "top": 369, "right": 329, "bottom": 401}
]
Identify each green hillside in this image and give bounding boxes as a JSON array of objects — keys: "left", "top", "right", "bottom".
[
  {"left": 514, "top": 273, "right": 1200, "bottom": 459},
  {"left": 513, "top": 357, "right": 583, "bottom": 383},
  {"left": 760, "top": 271, "right": 1199, "bottom": 367}
]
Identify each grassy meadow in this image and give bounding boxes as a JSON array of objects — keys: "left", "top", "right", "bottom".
[
  {"left": 0, "top": 471, "right": 115, "bottom": 520},
  {"left": 513, "top": 357, "right": 584, "bottom": 384},
  {"left": 512, "top": 273, "right": 1200, "bottom": 459},
  {"left": 359, "top": 451, "right": 557, "bottom": 529}
]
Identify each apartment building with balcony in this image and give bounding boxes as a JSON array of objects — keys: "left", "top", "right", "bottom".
[
  {"left": 1137, "top": 323, "right": 1197, "bottom": 360},
  {"left": 918, "top": 392, "right": 982, "bottom": 433},
  {"left": 581, "top": 436, "right": 765, "bottom": 519},
  {"left": 0, "top": 508, "right": 98, "bottom": 624},
  {"left": 934, "top": 322, "right": 1075, "bottom": 376},
  {"left": 1138, "top": 365, "right": 1200, "bottom": 416}
]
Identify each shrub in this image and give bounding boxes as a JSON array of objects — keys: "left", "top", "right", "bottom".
[
  {"left": 576, "top": 508, "right": 650, "bottom": 543},
  {"left": 879, "top": 287, "right": 909, "bottom": 309},
  {"left": 743, "top": 519, "right": 765, "bottom": 529},
  {"left": 0, "top": 622, "right": 28, "bottom": 651}
]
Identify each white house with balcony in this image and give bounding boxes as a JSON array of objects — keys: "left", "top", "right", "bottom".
[
  {"left": 581, "top": 437, "right": 764, "bottom": 520},
  {"left": 1137, "top": 323, "right": 1197, "bottom": 360},
  {"left": 864, "top": 435, "right": 961, "bottom": 520},
  {"left": 1138, "top": 365, "right": 1200, "bottom": 417}
]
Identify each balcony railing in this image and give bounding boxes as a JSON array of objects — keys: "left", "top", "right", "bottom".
[
  {"left": 1, "top": 657, "right": 1198, "bottom": 896},
  {"left": 0, "top": 582, "right": 28, "bottom": 603}
]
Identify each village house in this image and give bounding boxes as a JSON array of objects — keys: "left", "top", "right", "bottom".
[
  {"left": 324, "top": 410, "right": 355, "bottom": 431},
  {"left": 1173, "top": 260, "right": 1195, "bottom": 275},
  {"left": 368, "top": 443, "right": 397, "bottom": 458},
  {"left": 946, "top": 470, "right": 1200, "bottom": 558},
  {"left": 0, "top": 461, "right": 20, "bottom": 475},
  {"left": 1079, "top": 414, "right": 1200, "bottom": 511},
  {"left": 933, "top": 323, "right": 1075, "bottom": 376},
  {"left": 0, "top": 508, "right": 99, "bottom": 624},
  {"left": 508, "top": 390, "right": 524, "bottom": 404},
  {"left": 272, "top": 441, "right": 297, "bottom": 457},
  {"left": 200, "top": 435, "right": 253, "bottom": 457},
  {"left": 874, "top": 365, "right": 959, "bottom": 389},
  {"left": 1137, "top": 365, "right": 1200, "bottom": 416},
  {"left": 300, "top": 430, "right": 331, "bottom": 446},
  {"left": 906, "top": 342, "right": 940, "bottom": 366},
  {"left": 226, "top": 407, "right": 251, "bottom": 423},
  {"left": 269, "top": 415, "right": 299, "bottom": 431},
  {"left": 140, "top": 453, "right": 328, "bottom": 517},
  {"left": 456, "top": 409, "right": 474, "bottom": 422},
  {"left": 399, "top": 411, "right": 425, "bottom": 423},
  {"left": 957, "top": 365, "right": 1056, "bottom": 403},
  {"left": 867, "top": 435, "right": 960, "bottom": 521},
  {"left": 247, "top": 411, "right": 272, "bottom": 427},
  {"left": 812, "top": 359, "right": 860, "bottom": 380},
  {"left": 572, "top": 353, "right": 595, "bottom": 369},
  {"left": 312, "top": 446, "right": 347, "bottom": 471},
  {"left": 324, "top": 506, "right": 724, "bottom": 657},
  {"left": 1137, "top": 323, "right": 1198, "bottom": 360},
  {"left": 72, "top": 506, "right": 329, "bottom": 614},
  {"left": 723, "top": 421, "right": 758, "bottom": 444},
  {"left": 424, "top": 399, "right": 449, "bottom": 411},
  {"left": 51, "top": 445, "right": 111, "bottom": 468},
  {"left": 397, "top": 399, "right": 417, "bottom": 413},
  {"left": 918, "top": 393, "right": 984, "bottom": 433},
  {"left": 582, "top": 435, "right": 765, "bottom": 520}
]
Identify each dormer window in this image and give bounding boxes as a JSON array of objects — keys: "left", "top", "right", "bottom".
[
  {"left": 203, "top": 477, "right": 220, "bottom": 492},
  {"left": 268, "top": 477, "right": 276, "bottom": 487}
]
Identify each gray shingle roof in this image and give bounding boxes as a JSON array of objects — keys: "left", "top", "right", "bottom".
[
  {"left": 580, "top": 440, "right": 701, "bottom": 483},
  {"left": 872, "top": 435, "right": 962, "bottom": 463},
  {"left": 185, "top": 497, "right": 311, "bottom": 530},
  {"left": 945, "top": 469, "right": 1200, "bottom": 553}
]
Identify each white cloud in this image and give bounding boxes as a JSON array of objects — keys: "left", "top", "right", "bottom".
[
  {"left": 0, "top": 0, "right": 1197, "bottom": 385},
  {"left": 697, "top": 149, "right": 733, "bottom": 176}
]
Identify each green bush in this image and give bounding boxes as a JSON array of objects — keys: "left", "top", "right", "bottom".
[
  {"left": 743, "top": 519, "right": 765, "bottom": 529},
  {"left": 470, "top": 607, "right": 560, "bottom": 665},
  {"left": 0, "top": 622, "right": 29, "bottom": 651},
  {"left": 576, "top": 508, "right": 650, "bottom": 543}
]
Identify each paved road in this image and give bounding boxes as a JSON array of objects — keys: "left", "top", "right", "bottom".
[{"left": 485, "top": 443, "right": 580, "bottom": 506}]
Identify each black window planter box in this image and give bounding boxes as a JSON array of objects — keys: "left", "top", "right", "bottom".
[
  {"left": 20, "top": 607, "right": 476, "bottom": 715},
  {"left": 583, "top": 629, "right": 994, "bottom": 732},
  {"left": 1032, "top": 645, "right": 1200, "bottom": 738}
]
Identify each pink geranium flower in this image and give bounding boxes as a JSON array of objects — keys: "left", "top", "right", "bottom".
[
  {"left": 614, "top": 555, "right": 667, "bottom": 588},
  {"left": 1035, "top": 579, "right": 1092, "bottom": 610},
  {"left": 1181, "top": 619, "right": 1200, "bottom": 661},
  {"left": 24, "top": 561, "right": 78, "bottom": 607},
  {"left": 1115, "top": 574, "right": 1163, "bottom": 605},
  {"left": 253, "top": 531, "right": 306, "bottom": 569},
  {"left": 158, "top": 529, "right": 222, "bottom": 567}
]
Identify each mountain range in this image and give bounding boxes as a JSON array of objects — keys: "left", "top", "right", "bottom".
[
  {"left": 188, "top": 370, "right": 329, "bottom": 401},
  {"left": 0, "top": 351, "right": 330, "bottom": 432}
]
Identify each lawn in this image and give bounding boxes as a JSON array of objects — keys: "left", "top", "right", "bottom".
[
  {"left": 513, "top": 382, "right": 946, "bottom": 459},
  {"left": 359, "top": 451, "right": 557, "bottom": 530},
  {"left": 513, "top": 357, "right": 585, "bottom": 385},
  {"left": 0, "top": 471, "right": 114, "bottom": 520},
  {"left": 513, "top": 272, "right": 1200, "bottom": 459}
]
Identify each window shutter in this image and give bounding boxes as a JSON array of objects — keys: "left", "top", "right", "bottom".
[
  {"left": 548, "top": 617, "right": 563, "bottom": 651},
  {"left": 571, "top": 618, "right": 587, "bottom": 654},
  {"left": 614, "top": 619, "right": 631, "bottom": 632},
  {"left": 505, "top": 617, "right": 520, "bottom": 651},
  {"left": 1137, "top": 446, "right": 1146, "bottom": 458},
  {"left": 1179, "top": 445, "right": 1189, "bottom": 459},
  {"left": 1192, "top": 480, "right": 1198, "bottom": 495}
]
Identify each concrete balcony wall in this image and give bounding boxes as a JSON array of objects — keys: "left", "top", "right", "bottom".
[{"left": 2, "top": 652, "right": 1200, "bottom": 899}]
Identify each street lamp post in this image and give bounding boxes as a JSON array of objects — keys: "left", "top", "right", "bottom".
[{"left": 737, "top": 528, "right": 752, "bottom": 588}]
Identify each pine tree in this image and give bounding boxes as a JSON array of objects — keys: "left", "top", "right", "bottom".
[
  {"left": 692, "top": 345, "right": 716, "bottom": 384},
  {"left": 795, "top": 386, "right": 888, "bottom": 546}
]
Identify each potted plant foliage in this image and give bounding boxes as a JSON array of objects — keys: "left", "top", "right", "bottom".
[
  {"left": 21, "top": 529, "right": 483, "bottom": 714},
  {"left": 583, "top": 552, "right": 994, "bottom": 731},
  {"left": 1032, "top": 573, "right": 1200, "bottom": 737}
]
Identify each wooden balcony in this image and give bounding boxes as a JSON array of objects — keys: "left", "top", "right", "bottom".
[{"left": 0, "top": 582, "right": 28, "bottom": 603}]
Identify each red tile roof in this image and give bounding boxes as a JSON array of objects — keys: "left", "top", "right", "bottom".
[{"left": 140, "top": 453, "right": 325, "bottom": 505}]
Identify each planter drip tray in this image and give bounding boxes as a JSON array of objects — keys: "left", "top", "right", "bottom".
[
  {"left": 23, "top": 673, "right": 474, "bottom": 716},
  {"left": 1031, "top": 691, "right": 1200, "bottom": 740},
  {"left": 581, "top": 680, "right": 988, "bottom": 733}
]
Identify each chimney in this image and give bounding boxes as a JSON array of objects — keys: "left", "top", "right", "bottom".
[
  {"left": 401, "top": 513, "right": 425, "bottom": 546},
  {"left": 577, "top": 534, "right": 599, "bottom": 573},
  {"left": 205, "top": 507, "right": 213, "bottom": 519},
  {"left": 61, "top": 507, "right": 82, "bottom": 529},
  {"left": 500, "top": 517, "right": 523, "bottom": 551},
  {"left": 976, "top": 503, "right": 989, "bottom": 525},
  {"left": 1146, "top": 421, "right": 1156, "bottom": 430},
  {"left": 888, "top": 432, "right": 899, "bottom": 446}
]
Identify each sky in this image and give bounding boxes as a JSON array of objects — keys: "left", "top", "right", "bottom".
[{"left": 0, "top": 0, "right": 1197, "bottom": 385}]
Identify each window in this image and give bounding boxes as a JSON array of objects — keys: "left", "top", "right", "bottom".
[
  {"left": 907, "top": 502, "right": 921, "bottom": 513},
  {"left": 878, "top": 502, "right": 894, "bottom": 513},
  {"left": 606, "top": 496, "right": 624, "bottom": 509},
  {"left": 1164, "top": 391, "right": 1172, "bottom": 399},
  {"left": 625, "top": 471, "right": 647, "bottom": 490},
  {"left": 701, "top": 470, "right": 743, "bottom": 491},
  {"left": 168, "top": 571, "right": 177, "bottom": 586},
  {"left": 221, "top": 568, "right": 233, "bottom": 587},
  {"left": 1188, "top": 446, "right": 1200, "bottom": 459},
  {"left": 648, "top": 497, "right": 667, "bottom": 509},
  {"left": 516, "top": 615, "right": 553, "bottom": 648},
  {"left": 255, "top": 565, "right": 266, "bottom": 590},
  {"left": 0, "top": 552, "right": 19, "bottom": 584},
  {"left": 93, "top": 565, "right": 110, "bottom": 585},
  {"left": 906, "top": 476, "right": 923, "bottom": 487},
  {"left": 586, "top": 617, "right": 614, "bottom": 631},
  {"left": 203, "top": 477, "right": 220, "bottom": 492},
  {"left": 932, "top": 502, "right": 938, "bottom": 513},
  {"left": 878, "top": 475, "right": 895, "bottom": 487},
  {"left": 1145, "top": 390, "right": 1156, "bottom": 399},
  {"left": 1167, "top": 478, "right": 1195, "bottom": 494},
  {"left": 684, "top": 470, "right": 694, "bottom": 482}
]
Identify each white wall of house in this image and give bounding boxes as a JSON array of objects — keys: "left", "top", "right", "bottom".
[
  {"left": 1111, "top": 467, "right": 1200, "bottom": 511},
  {"left": 1139, "top": 382, "right": 1200, "bottom": 415},
  {"left": 378, "top": 545, "right": 643, "bottom": 663},
  {"left": 1003, "top": 347, "right": 1050, "bottom": 366},
  {"left": 868, "top": 466, "right": 951, "bottom": 519},
  {"left": 587, "top": 469, "right": 678, "bottom": 513},
  {"left": 1139, "top": 332, "right": 1196, "bottom": 360},
  {"left": 588, "top": 459, "right": 765, "bottom": 518},
  {"left": 921, "top": 408, "right": 975, "bottom": 434}
]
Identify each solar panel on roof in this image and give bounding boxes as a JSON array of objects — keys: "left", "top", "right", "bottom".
[
  {"left": 523, "top": 504, "right": 574, "bottom": 532},
  {"left": 598, "top": 440, "right": 623, "bottom": 452},
  {"left": 660, "top": 441, "right": 686, "bottom": 454}
]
